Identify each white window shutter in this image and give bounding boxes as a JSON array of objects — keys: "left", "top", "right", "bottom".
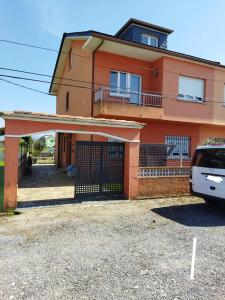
[{"left": 179, "top": 76, "right": 204, "bottom": 100}]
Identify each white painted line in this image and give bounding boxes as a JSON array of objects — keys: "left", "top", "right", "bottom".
[{"left": 190, "top": 237, "right": 197, "bottom": 280}]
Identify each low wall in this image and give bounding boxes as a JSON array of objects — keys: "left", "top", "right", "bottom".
[{"left": 138, "top": 176, "right": 190, "bottom": 198}]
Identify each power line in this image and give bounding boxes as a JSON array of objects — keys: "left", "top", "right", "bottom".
[
  {"left": 0, "top": 38, "right": 91, "bottom": 60},
  {"left": 0, "top": 38, "right": 159, "bottom": 72},
  {"left": 1, "top": 72, "right": 225, "bottom": 104},
  {"left": 0, "top": 73, "right": 94, "bottom": 91},
  {"left": 0, "top": 77, "right": 49, "bottom": 95},
  {"left": 2, "top": 66, "right": 225, "bottom": 101},
  {"left": 0, "top": 67, "right": 104, "bottom": 86}
]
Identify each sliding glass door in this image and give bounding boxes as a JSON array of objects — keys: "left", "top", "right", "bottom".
[{"left": 130, "top": 74, "right": 141, "bottom": 104}]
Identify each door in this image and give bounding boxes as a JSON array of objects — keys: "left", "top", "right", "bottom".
[
  {"left": 75, "top": 141, "right": 124, "bottom": 200},
  {"left": 130, "top": 74, "right": 141, "bottom": 104}
]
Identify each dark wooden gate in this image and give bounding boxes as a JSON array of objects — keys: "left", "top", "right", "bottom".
[{"left": 75, "top": 141, "right": 124, "bottom": 200}]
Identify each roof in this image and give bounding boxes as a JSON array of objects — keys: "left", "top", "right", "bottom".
[
  {"left": 0, "top": 111, "right": 145, "bottom": 129},
  {"left": 49, "top": 22, "right": 224, "bottom": 95},
  {"left": 115, "top": 18, "right": 174, "bottom": 36}
]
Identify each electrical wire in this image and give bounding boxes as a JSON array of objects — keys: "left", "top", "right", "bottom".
[{"left": 0, "top": 77, "right": 49, "bottom": 95}]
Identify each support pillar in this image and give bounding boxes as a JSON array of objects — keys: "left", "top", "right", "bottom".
[
  {"left": 124, "top": 142, "right": 140, "bottom": 199},
  {"left": 4, "top": 137, "right": 19, "bottom": 209}
]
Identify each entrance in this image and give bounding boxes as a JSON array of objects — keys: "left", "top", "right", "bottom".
[{"left": 75, "top": 141, "right": 124, "bottom": 200}]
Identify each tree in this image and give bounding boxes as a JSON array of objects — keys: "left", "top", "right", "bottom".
[{"left": 33, "top": 140, "right": 44, "bottom": 156}]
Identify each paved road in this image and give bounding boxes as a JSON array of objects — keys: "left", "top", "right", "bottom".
[{"left": 1, "top": 196, "right": 225, "bottom": 299}]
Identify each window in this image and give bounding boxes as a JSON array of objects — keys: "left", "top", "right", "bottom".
[
  {"left": 141, "top": 34, "right": 158, "bottom": 47},
  {"left": 110, "top": 71, "right": 141, "bottom": 103},
  {"left": 178, "top": 76, "right": 204, "bottom": 102},
  {"left": 110, "top": 71, "right": 128, "bottom": 95},
  {"left": 165, "top": 136, "right": 191, "bottom": 159},
  {"left": 68, "top": 48, "right": 72, "bottom": 69},
  {"left": 66, "top": 92, "right": 69, "bottom": 111}
]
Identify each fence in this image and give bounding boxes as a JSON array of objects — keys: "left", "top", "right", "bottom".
[{"left": 138, "top": 143, "right": 191, "bottom": 198}]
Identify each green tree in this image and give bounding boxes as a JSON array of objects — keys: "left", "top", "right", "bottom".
[{"left": 33, "top": 140, "right": 44, "bottom": 156}]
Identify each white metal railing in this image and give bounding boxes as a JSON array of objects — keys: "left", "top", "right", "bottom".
[
  {"left": 95, "top": 87, "right": 163, "bottom": 108},
  {"left": 138, "top": 167, "right": 191, "bottom": 177}
]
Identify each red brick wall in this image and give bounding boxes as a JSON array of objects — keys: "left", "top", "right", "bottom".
[{"left": 138, "top": 176, "right": 190, "bottom": 198}]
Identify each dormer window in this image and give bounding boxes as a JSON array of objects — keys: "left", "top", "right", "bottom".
[{"left": 141, "top": 34, "right": 158, "bottom": 47}]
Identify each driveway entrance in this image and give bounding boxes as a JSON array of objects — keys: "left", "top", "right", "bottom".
[
  {"left": 75, "top": 141, "right": 124, "bottom": 200},
  {"left": 18, "top": 164, "right": 74, "bottom": 207}
]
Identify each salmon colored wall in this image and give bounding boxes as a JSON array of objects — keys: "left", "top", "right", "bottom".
[
  {"left": 213, "top": 68, "right": 225, "bottom": 124},
  {"left": 4, "top": 137, "right": 19, "bottom": 208},
  {"left": 199, "top": 125, "right": 225, "bottom": 144},
  {"left": 140, "top": 120, "right": 200, "bottom": 158},
  {"left": 56, "top": 40, "right": 93, "bottom": 117},
  {"left": 94, "top": 51, "right": 163, "bottom": 93},
  {"left": 5, "top": 119, "right": 141, "bottom": 142},
  {"left": 4, "top": 118, "right": 142, "bottom": 207},
  {"left": 124, "top": 142, "right": 140, "bottom": 199},
  {"left": 162, "top": 57, "right": 215, "bottom": 124}
]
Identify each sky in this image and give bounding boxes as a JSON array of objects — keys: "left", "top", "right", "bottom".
[{"left": 1, "top": 0, "right": 225, "bottom": 128}]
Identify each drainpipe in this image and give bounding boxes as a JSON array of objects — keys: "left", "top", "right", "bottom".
[
  {"left": 91, "top": 39, "right": 104, "bottom": 118},
  {"left": 91, "top": 39, "right": 104, "bottom": 142}
]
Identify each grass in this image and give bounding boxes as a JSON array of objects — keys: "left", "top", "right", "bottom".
[
  {"left": 0, "top": 161, "right": 5, "bottom": 167},
  {"left": 0, "top": 209, "right": 21, "bottom": 217}
]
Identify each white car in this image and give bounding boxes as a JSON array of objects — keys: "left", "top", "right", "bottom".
[{"left": 191, "top": 145, "right": 225, "bottom": 203}]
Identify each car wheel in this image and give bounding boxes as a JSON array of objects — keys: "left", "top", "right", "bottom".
[{"left": 204, "top": 197, "right": 214, "bottom": 205}]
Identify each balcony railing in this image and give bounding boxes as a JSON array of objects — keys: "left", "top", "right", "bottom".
[{"left": 95, "top": 87, "right": 163, "bottom": 108}]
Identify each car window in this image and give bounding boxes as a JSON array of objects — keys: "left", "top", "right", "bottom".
[{"left": 193, "top": 148, "right": 225, "bottom": 169}]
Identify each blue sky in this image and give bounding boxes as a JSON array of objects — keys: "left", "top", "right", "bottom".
[{"left": 1, "top": 0, "right": 225, "bottom": 127}]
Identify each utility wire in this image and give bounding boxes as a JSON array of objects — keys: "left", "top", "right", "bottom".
[
  {"left": 0, "top": 38, "right": 160, "bottom": 72},
  {"left": 0, "top": 77, "right": 49, "bottom": 95},
  {"left": 2, "top": 66, "right": 225, "bottom": 102},
  {"left": 0, "top": 67, "right": 105, "bottom": 86},
  {"left": 1, "top": 73, "right": 225, "bottom": 104},
  {"left": 0, "top": 38, "right": 91, "bottom": 59},
  {"left": 1, "top": 73, "right": 225, "bottom": 103}
]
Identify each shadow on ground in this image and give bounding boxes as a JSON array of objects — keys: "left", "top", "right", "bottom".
[
  {"left": 152, "top": 202, "right": 225, "bottom": 227},
  {"left": 17, "top": 198, "right": 76, "bottom": 208}
]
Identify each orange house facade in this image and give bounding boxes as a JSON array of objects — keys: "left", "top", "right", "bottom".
[{"left": 50, "top": 18, "right": 225, "bottom": 168}]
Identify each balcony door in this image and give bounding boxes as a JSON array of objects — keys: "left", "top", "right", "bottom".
[
  {"left": 110, "top": 71, "right": 141, "bottom": 103},
  {"left": 129, "top": 74, "right": 141, "bottom": 104}
]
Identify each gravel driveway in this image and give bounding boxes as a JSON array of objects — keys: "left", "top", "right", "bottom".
[{"left": 1, "top": 196, "right": 225, "bottom": 299}]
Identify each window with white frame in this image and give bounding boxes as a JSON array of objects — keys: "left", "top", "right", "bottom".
[
  {"left": 178, "top": 76, "right": 204, "bottom": 102},
  {"left": 165, "top": 136, "right": 191, "bottom": 159},
  {"left": 141, "top": 34, "right": 158, "bottom": 47},
  {"left": 110, "top": 71, "right": 128, "bottom": 95},
  {"left": 109, "top": 71, "right": 141, "bottom": 103}
]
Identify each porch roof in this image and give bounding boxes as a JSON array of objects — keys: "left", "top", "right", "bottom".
[{"left": 0, "top": 111, "right": 145, "bottom": 129}]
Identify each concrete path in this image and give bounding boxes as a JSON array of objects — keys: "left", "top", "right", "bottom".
[{"left": 18, "top": 164, "right": 74, "bottom": 206}]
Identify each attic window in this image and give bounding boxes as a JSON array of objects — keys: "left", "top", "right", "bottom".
[{"left": 141, "top": 34, "right": 158, "bottom": 47}]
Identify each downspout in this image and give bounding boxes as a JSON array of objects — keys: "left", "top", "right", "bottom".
[
  {"left": 91, "top": 39, "right": 104, "bottom": 118},
  {"left": 91, "top": 39, "right": 104, "bottom": 142}
]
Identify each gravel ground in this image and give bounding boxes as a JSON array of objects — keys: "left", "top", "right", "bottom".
[{"left": 1, "top": 196, "right": 225, "bottom": 300}]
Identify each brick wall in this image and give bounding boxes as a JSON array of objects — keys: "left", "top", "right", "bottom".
[{"left": 138, "top": 176, "right": 190, "bottom": 198}]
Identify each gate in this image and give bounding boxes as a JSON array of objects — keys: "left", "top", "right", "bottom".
[{"left": 75, "top": 141, "right": 124, "bottom": 200}]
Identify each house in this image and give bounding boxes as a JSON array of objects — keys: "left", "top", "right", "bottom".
[
  {"left": 3, "top": 18, "right": 225, "bottom": 209},
  {"left": 49, "top": 18, "right": 225, "bottom": 169}
]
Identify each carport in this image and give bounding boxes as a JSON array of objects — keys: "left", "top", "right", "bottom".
[{"left": 0, "top": 111, "right": 144, "bottom": 209}]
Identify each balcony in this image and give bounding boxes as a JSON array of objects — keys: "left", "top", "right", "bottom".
[{"left": 94, "top": 87, "right": 163, "bottom": 108}]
